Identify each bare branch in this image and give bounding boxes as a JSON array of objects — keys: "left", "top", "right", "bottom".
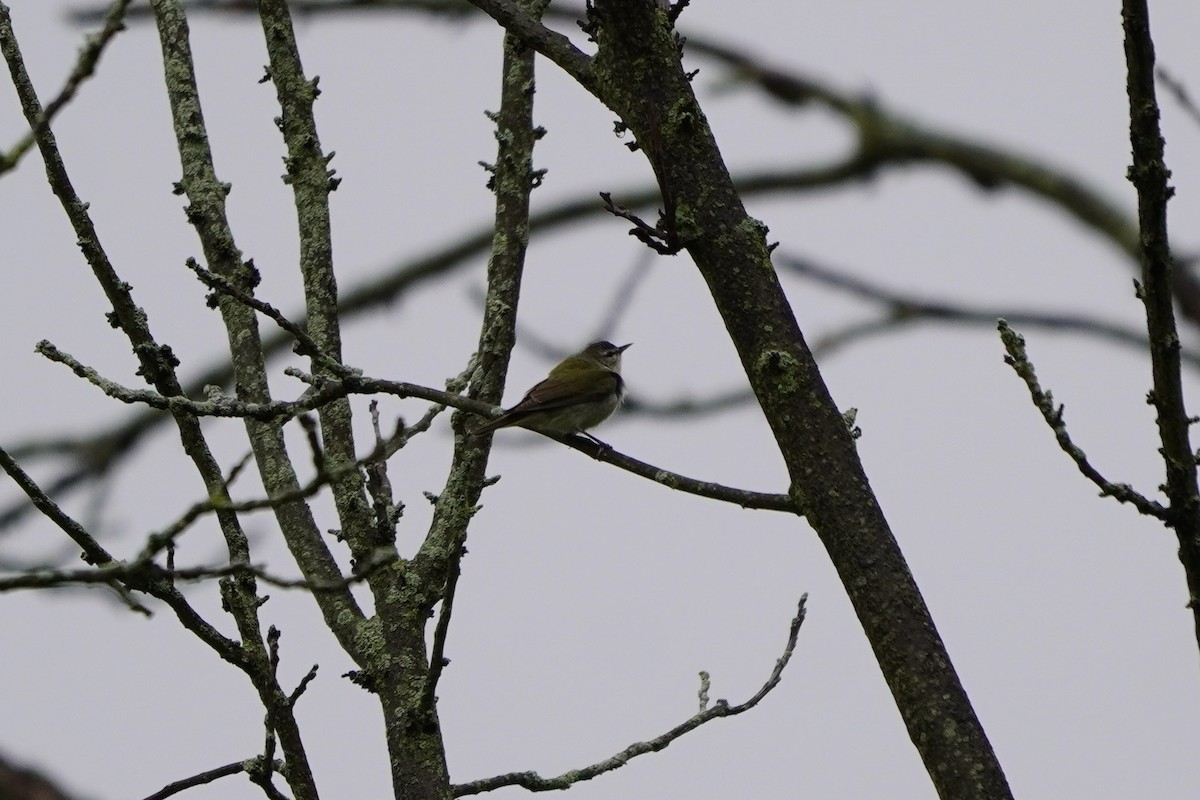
[
  {"left": 0, "top": 449, "right": 246, "bottom": 661},
  {"left": 460, "top": 0, "right": 591, "bottom": 82},
  {"left": 997, "top": 320, "right": 1169, "bottom": 520},
  {"left": 5, "top": 114, "right": 1158, "bottom": 533},
  {"left": 557, "top": 433, "right": 796, "bottom": 512},
  {"left": 418, "top": 0, "right": 551, "bottom": 735},
  {"left": 287, "top": 664, "right": 320, "bottom": 707},
  {"left": 257, "top": 0, "right": 383, "bottom": 604},
  {"left": 36, "top": 338, "right": 797, "bottom": 512},
  {"left": 452, "top": 594, "right": 807, "bottom": 796},
  {"left": 142, "top": 760, "right": 262, "bottom": 800},
  {"left": 600, "top": 191, "right": 683, "bottom": 254},
  {"left": 34, "top": 339, "right": 468, "bottom": 421},
  {"left": 186, "top": 259, "right": 347, "bottom": 376},
  {"left": 0, "top": 549, "right": 393, "bottom": 594},
  {"left": 0, "top": 444, "right": 151, "bottom": 612},
  {"left": 0, "top": 0, "right": 133, "bottom": 175},
  {"left": 779, "top": 253, "right": 1200, "bottom": 369},
  {"left": 1122, "top": 0, "right": 1200, "bottom": 654},
  {"left": 0, "top": 446, "right": 114, "bottom": 567}
]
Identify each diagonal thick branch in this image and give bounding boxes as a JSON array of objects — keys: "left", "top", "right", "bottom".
[{"left": 466, "top": 2, "right": 1014, "bottom": 797}]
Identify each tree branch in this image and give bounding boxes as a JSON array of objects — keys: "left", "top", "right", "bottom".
[
  {"left": 997, "top": 320, "right": 1169, "bottom": 520},
  {"left": 779, "top": 253, "right": 1200, "bottom": 368},
  {"left": 0, "top": 550, "right": 392, "bottom": 593},
  {"left": 0, "top": 444, "right": 150, "bottom": 613},
  {"left": 142, "top": 759, "right": 263, "bottom": 800},
  {"left": 0, "top": 0, "right": 133, "bottom": 175},
  {"left": 556, "top": 433, "right": 795, "bottom": 511},
  {"left": 1121, "top": 0, "right": 1200, "bottom": 652},
  {"left": 36, "top": 341, "right": 794, "bottom": 511},
  {"left": 258, "top": 0, "right": 382, "bottom": 604},
  {"left": 0, "top": 446, "right": 248, "bottom": 662},
  {"left": 453, "top": 0, "right": 590, "bottom": 81},
  {"left": 453, "top": 594, "right": 807, "bottom": 796},
  {"left": 3, "top": 123, "right": 1160, "bottom": 534},
  {"left": 419, "top": 1, "right": 549, "bottom": 754},
  {"left": 472, "top": 2, "right": 1015, "bottom": 795}
]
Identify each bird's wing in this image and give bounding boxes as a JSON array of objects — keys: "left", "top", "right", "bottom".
[
  {"left": 472, "top": 370, "right": 624, "bottom": 435},
  {"left": 510, "top": 370, "right": 621, "bottom": 413}
]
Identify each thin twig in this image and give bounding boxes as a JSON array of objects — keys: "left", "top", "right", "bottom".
[
  {"left": 364, "top": 401, "right": 402, "bottom": 544},
  {"left": 34, "top": 339, "right": 478, "bottom": 421},
  {"left": 0, "top": 446, "right": 113, "bottom": 566},
  {"left": 998, "top": 320, "right": 1168, "bottom": 520},
  {"left": 0, "top": 444, "right": 151, "bottom": 613},
  {"left": 421, "top": 549, "right": 460, "bottom": 716},
  {"left": 247, "top": 711, "right": 291, "bottom": 800},
  {"left": 599, "top": 191, "right": 682, "bottom": 254},
  {"left": 132, "top": 422, "right": 414, "bottom": 563},
  {"left": 382, "top": 357, "right": 478, "bottom": 459},
  {"left": 0, "top": 548, "right": 394, "bottom": 593},
  {"left": 2, "top": 443, "right": 247, "bottom": 654},
  {"left": 452, "top": 594, "right": 807, "bottom": 796},
  {"left": 287, "top": 664, "right": 320, "bottom": 706},
  {"left": 187, "top": 259, "right": 348, "bottom": 376},
  {"left": 779, "top": 253, "right": 1200, "bottom": 369},
  {"left": 0, "top": 0, "right": 134, "bottom": 175}
]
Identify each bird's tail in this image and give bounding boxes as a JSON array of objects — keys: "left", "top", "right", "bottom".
[{"left": 468, "top": 412, "right": 508, "bottom": 437}]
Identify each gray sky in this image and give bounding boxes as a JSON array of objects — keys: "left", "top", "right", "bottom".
[{"left": 3, "top": 1, "right": 1200, "bottom": 798}]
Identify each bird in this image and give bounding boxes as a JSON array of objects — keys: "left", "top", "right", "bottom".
[{"left": 471, "top": 341, "right": 631, "bottom": 442}]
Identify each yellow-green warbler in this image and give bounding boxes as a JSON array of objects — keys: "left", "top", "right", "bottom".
[{"left": 471, "top": 341, "right": 631, "bottom": 439}]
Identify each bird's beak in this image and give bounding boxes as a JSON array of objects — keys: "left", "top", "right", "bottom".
[{"left": 617, "top": 343, "right": 633, "bottom": 353}]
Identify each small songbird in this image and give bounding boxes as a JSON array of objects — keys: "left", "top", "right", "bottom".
[{"left": 471, "top": 341, "right": 632, "bottom": 440}]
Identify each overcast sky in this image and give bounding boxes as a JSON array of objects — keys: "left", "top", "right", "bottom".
[{"left": 3, "top": 2, "right": 1200, "bottom": 799}]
